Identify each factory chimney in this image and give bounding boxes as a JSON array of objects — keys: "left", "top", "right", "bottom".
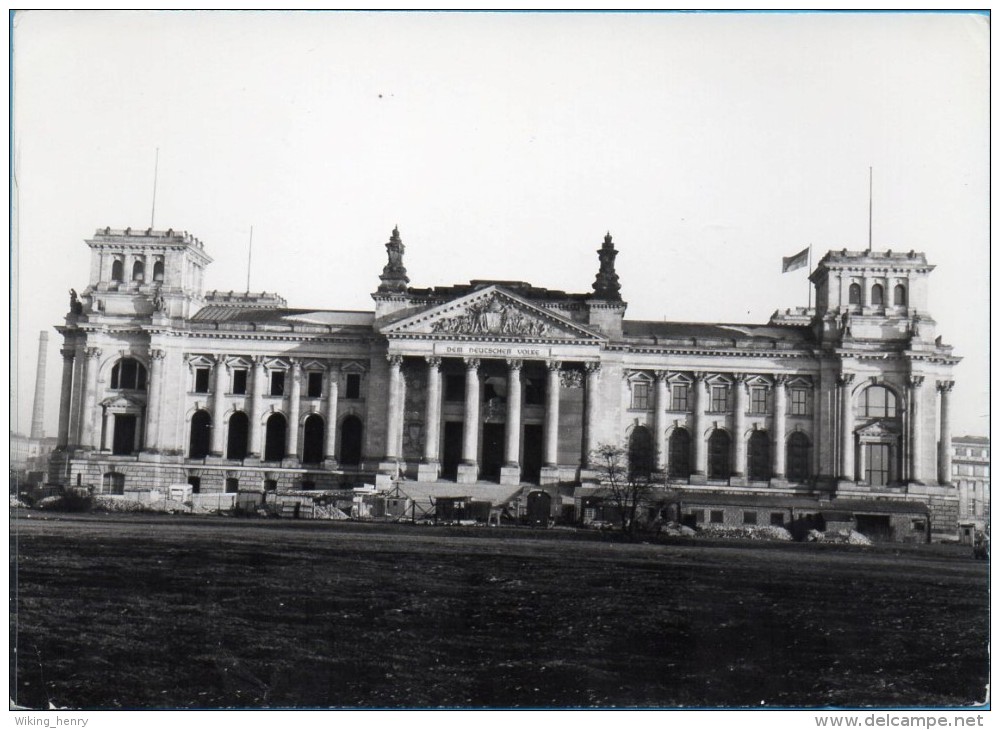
[{"left": 30, "top": 331, "right": 48, "bottom": 439}]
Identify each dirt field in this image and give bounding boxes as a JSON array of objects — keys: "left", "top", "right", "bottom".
[{"left": 9, "top": 511, "right": 990, "bottom": 709}]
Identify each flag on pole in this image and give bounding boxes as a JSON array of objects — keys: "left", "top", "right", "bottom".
[{"left": 782, "top": 246, "right": 810, "bottom": 273}]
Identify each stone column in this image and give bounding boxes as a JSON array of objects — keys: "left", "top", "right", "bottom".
[
  {"left": 457, "top": 358, "right": 481, "bottom": 483},
  {"left": 79, "top": 347, "right": 102, "bottom": 449},
  {"left": 57, "top": 348, "right": 75, "bottom": 448},
  {"left": 838, "top": 373, "right": 855, "bottom": 482},
  {"left": 248, "top": 357, "right": 265, "bottom": 458},
  {"left": 324, "top": 363, "right": 340, "bottom": 463},
  {"left": 583, "top": 363, "right": 601, "bottom": 466},
  {"left": 100, "top": 408, "right": 110, "bottom": 451},
  {"left": 143, "top": 349, "right": 164, "bottom": 452},
  {"left": 908, "top": 375, "right": 924, "bottom": 484},
  {"left": 500, "top": 359, "right": 523, "bottom": 485},
  {"left": 210, "top": 355, "right": 227, "bottom": 457},
  {"left": 543, "top": 361, "right": 562, "bottom": 468},
  {"left": 772, "top": 376, "right": 788, "bottom": 480},
  {"left": 937, "top": 380, "right": 954, "bottom": 485},
  {"left": 732, "top": 374, "right": 747, "bottom": 479},
  {"left": 691, "top": 373, "right": 708, "bottom": 481},
  {"left": 654, "top": 371, "right": 668, "bottom": 473},
  {"left": 385, "top": 355, "right": 404, "bottom": 461},
  {"left": 287, "top": 360, "right": 301, "bottom": 461},
  {"left": 418, "top": 357, "right": 442, "bottom": 481}
]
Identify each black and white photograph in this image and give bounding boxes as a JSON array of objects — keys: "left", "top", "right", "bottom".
[{"left": 9, "top": 9, "right": 990, "bottom": 720}]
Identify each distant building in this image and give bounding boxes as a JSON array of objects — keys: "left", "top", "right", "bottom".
[
  {"left": 10, "top": 432, "right": 58, "bottom": 482},
  {"left": 48, "top": 226, "right": 962, "bottom": 541},
  {"left": 951, "top": 435, "right": 990, "bottom": 543}
]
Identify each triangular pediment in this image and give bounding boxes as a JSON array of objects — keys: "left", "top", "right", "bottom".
[
  {"left": 857, "top": 420, "right": 899, "bottom": 438},
  {"left": 382, "top": 286, "right": 605, "bottom": 342}
]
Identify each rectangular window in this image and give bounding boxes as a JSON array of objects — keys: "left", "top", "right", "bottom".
[
  {"left": 232, "top": 369, "right": 248, "bottom": 395},
  {"left": 770, "top": 512, "right": 785, "bottom": 526},
  {"left": 270, "top": 371, "right": 285, "bottom": 396},
  {"left": 693, "top": 510, "right": 704, "bottom": 524},
  {"left": 444, "top": 374, "right": 465, "bottom": 402},
  {"left": 743, "top": 511, "right": 758, "bottom": 525},
  {"left": 631, "top": 382, "right": 650, "bottom": 410},
  {"left": 710, "top": 510, "right": 724, "bottom": 524},
  {"left": 790, "top": 389, "right": 809, "bottom": 415},
  {"left": 307, "top": 371, "right": 323, "bottom": 398},
  {"left": 194, "top": 367, "right": 210, "bottom": 394},
  {"left": 710, "top": 386, "right": 729, "bottom": 413},
  {"left": 187, "top": 476, "right": 201, "bottom": 494},
  {"left": 671, "top": 384, "right": 689, "bottom": 411},
  {"left": 750, "top": 387, "right": 768, "bottom": 415},
  {"left": 225, "top": 478, "right": 239, "bottom": 494},
  {"left": 346, "top": 372, "right": 362, "bottom": 400}
]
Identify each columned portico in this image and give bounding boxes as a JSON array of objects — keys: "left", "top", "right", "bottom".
[
  {"left": 80, "top": 347, "right": 102, "bottom": 450},
  {"left": 323, "top": 362, "right": 340, "bottom": 465},
  {"left": 732, "top": 373, "right": 747, "bottom": 480},
  {"left": 417, "top": 357, "right": 442, "bottom": 481},
  {"left": 57, "top": 348, "right": 75, "bottom": 448},
  {"left": 691, "top": 373, "right": 708, "bottom": 483},
  {"left": 248, "top": 357, "right": 265, "bottom": 459},
  {"left": 499, "top": 359, "right": 523, "bottom": 486},
  {"left": 654, "top": 371, "right": 668, "bottom": 473},
  {"left": 838, "top": 373, "right": 855, "bottom": 482},
  {"left": 209, "top": 355, "right": 226, "bottom": 457},
  {"left": 456, "top": 358, "right": 481, "bottom": 483},
  {"left": 540, "top": 360, "right": 562, "bottom": 484},
  {"left": 937, "top": 380, "right": 954, "bottom": 485},
  {"left": 583, "top": 363, "right": 600, "bottom": 467},
  {"left": 772, "top": 375, "right": 788, "bottom": 481},
  {"left": 286, "top": 360, "right": 301, "bottom": 461},
  {"left": 907, "top": 375, "right": 926, "bottom": 485},
  {"left": 143, "top": 349, "right": 164, "bottom": 453}
]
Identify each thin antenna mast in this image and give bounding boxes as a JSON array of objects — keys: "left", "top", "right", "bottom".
[
  {"left": 246, "top": 225, "right": 254, "bottom": 292},
  {"left": 150, "top": 147, "right": 159, "bottom": 229},
  {"left": 867, "top": 166, "right": 873, "bottom": 253}
]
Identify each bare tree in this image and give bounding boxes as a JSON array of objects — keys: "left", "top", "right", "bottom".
[{"left": 590, "top": 443, "right": 655, "bottom": 536}]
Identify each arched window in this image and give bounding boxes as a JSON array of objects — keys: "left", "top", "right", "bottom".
[
  {"left": 747, "top": 430, "right": 771, "bottom": 481},
  {"left": 264, "top": 413, "right": 287, "bottom": 462},
  {"left": 110, "top": 358, "right": 147, "bottom": 390},
  {"left": 628, "top": 425, "right": 654, "bottom": 481},
  {"left": 787, "top": 432, "right": 811, "bottom": 483},
  {"left": 226, "top": 411, "right": 249, "bottom": 460},
  {"left": 871, "top": 283, "right": 884, "bottom": 306},
  {"left": 849, "top": 283, "right": 862, "bottom": 305},
  {"left": 893, "top": 284, "right": 907, "bottom": 306},
  {"left": 188, "top": 410, "right": 212, "bottom": 459},
  {"left": 111, "top": 259, "right": 124, "bottom": 282},
  {"left": 860, "top": 385, "right": 898, "bottom": 418},
  {"left": 340, "top": 415, "right": 363, "bottom": 466},
  {"left": 302, "top": 414, "right": 325, "bottom": 463},
  {"left": 668, "top": 428, "right": 692, "bottom": 479},
  {"left": 132, "top": 260, "right": 145, "bottom": 282},
  {"left": 153, "top": 260, "right": 164, "bottom": 282},
  {"left": 708, "top": 429, "right": 731, "bottom": 480}
]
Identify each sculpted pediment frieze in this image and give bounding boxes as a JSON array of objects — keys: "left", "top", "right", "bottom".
[{"left": 382, "top": 286, "right": 604, "bottom": 342}]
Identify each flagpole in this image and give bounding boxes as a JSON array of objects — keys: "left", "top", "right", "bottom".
[
  {"left": 807, "top": 245, "right": 812, "bottom": 310},
  {"left": 246, "top": 225, "right": 253, "bottom": 293},
  {"left": 868, "top": 166, "right": 873, "bottom": 254}
]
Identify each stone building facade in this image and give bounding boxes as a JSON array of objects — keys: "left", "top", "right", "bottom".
[
  {"left": 951, "top": 435, "right": 990, "bottom": 542},
  {"left": 49, "top": 226, "right": 962, "bottom": 540}
]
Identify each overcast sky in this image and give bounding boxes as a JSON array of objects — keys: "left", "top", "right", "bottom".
[{"left": 10, "top": 10, "right": 990, "bottom": 439}]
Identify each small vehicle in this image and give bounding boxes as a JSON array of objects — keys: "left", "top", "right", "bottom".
[{"left": 972, "top": 530, "right": 990, "bottom": 560}]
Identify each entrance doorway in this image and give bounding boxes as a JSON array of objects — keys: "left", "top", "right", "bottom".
[
  {"left": 481, "top": 423, "right": 505, "bottom": 481},
  {"left": 855, "top": 514, "right": 892, "bottom": 541},
  {"left": 526, "top": 490, "right": 552, "bottom": 526},
  {"left": 864, "top": 443, "right": 891, "bottom": 485},
  {"left": 442, "top": 421, "right": 463, "bottom": 480},
  {"left": 340, "top": 416, "right": 363, "bottom": 466},
  {"left": 522, "top": 424, "right": 543, "bottom": 484},
  {"left": 112, "top": 414, "right": 137, "bottom": 455}
]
